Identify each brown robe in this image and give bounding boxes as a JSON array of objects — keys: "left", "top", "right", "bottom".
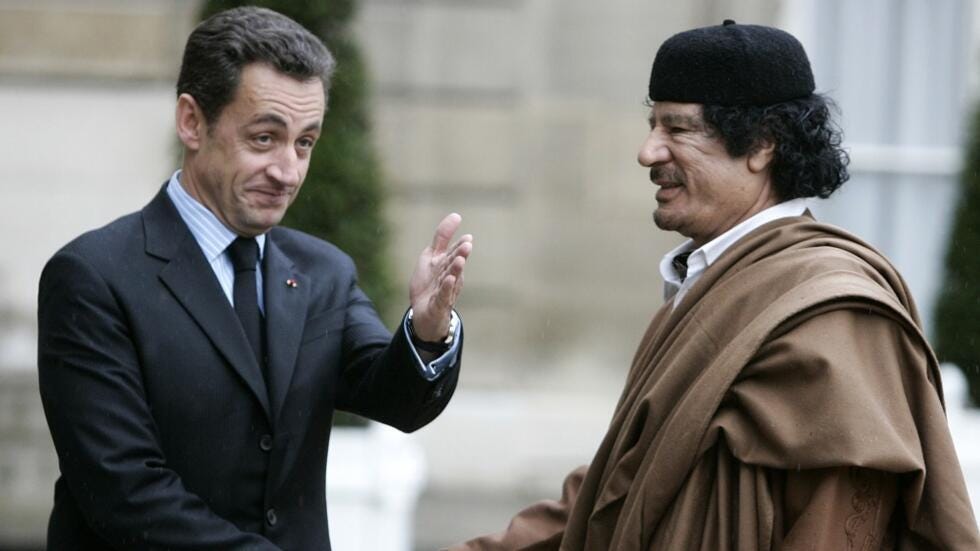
[{"left": 451, "top": 215, "right": 979, "bottom": 550}]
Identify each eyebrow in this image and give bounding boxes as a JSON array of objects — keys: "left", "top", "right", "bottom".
[
  {"left": 248, "top": 114, "right": 321, "bottom": 133},
  {"left": 654, "top": 113, "right": 705, "bottom": 129}
]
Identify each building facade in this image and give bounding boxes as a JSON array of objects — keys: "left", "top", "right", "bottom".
[{"left": 0, "top": 0, "right": 974, "bottom": 547}]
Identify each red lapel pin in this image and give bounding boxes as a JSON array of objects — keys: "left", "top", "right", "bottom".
[{"left": 285, "top": 278, "right": 298, "bottom": 288}]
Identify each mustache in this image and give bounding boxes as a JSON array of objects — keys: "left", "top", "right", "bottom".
[{"left": 650, "top": 167, "right": 685, "bottom": 185}]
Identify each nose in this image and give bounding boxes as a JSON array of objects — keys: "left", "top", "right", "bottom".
[
  {"left": 267, "top": 148, "right": 302, "bottom": 187},
  {"left": 637, "top": 131, "right": 671, "bottom": 167}
]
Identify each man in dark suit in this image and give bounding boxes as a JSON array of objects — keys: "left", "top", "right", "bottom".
[{"left": 37, "top": 7, "right": 472, "bottom": 549}]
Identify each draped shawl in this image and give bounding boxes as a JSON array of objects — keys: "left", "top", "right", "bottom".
[{"left": 451, "top": 216, "right": 979, "bottom": 550}]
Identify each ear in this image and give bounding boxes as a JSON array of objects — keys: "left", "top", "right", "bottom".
[
  {"left": 747, "top": 140, "right": 775, "bottom": 174},
  {"left": 176, "top": 93, "right": 207, "bottom": 151}
]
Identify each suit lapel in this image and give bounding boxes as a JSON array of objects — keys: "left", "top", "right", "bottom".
[
  {"left": 143, "top": 189, "right": 272, "bottom": 421},
  {"left": 263, "top": 233, "right": 310, "bottom": 428}
]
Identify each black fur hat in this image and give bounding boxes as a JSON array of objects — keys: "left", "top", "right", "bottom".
[{"left": 648, "top": 20, "right": 815, "bottom": 106}]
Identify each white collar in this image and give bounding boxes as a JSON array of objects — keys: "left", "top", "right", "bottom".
[
  {"left": 659, "top": 198, "right": 809, "bottom": 304},
  {"left": 166, "top": 169, "right": 267, "bottom": 262}
]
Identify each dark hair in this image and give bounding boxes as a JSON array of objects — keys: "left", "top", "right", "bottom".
[
  {"left": 176, "top": 6, "right": 335, "bottom": 125},
  {"left": 701, "top": 94, "right": 849, "bottom": 200}
]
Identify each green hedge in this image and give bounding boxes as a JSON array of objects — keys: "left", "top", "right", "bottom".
[
  {"left": 935, "top": 105, "right": 980, "bottom": 406},
  {"left": 199, "top": 0, "right": 395, "bottom": 322}
]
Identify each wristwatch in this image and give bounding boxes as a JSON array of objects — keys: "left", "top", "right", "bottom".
[{"left": 406, "top": 308, "right": 458, "bottom": 352}]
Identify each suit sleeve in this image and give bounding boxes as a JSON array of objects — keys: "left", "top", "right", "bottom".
[
  {"left": 38, "top": 251, "right": 279, "bottom": 549},
  {"left": 334, "top": 276, "right": 462, "bottom": 432}
]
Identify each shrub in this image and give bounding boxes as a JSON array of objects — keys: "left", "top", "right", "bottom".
[{"left": 934, "top": 105, "right": 980, "bottom": 405}]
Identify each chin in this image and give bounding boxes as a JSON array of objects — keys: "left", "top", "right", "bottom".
[
  {"left": 241, "top": 212, "right": 285, "bottom": 235},
  {"left": 652, "top": 211, "right": 674, "bottom": 231}
]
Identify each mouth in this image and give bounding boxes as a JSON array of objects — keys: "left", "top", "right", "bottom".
[
  {"left": 248, "top": 187, "right": 293, "bottom": 206},
  {"left": 655, "top": 182, "right": 684, "bottom": 202}
]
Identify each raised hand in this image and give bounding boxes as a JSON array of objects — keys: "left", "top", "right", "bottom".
[{"left": 408, "top": 213, "right": 473, "bottom": 342}]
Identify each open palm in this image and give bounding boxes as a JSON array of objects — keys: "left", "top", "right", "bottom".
[{"left": 408, "top": 213, "right": 473, "bottom": 342}]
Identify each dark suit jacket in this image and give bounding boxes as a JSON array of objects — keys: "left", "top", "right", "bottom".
[{"left": 37, "top": 188, "right": 461, "bottom": 550}]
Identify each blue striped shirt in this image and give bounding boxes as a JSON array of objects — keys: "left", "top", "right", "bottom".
[{"left": 166, "top": 170, "right": 266, "bottom": 312}]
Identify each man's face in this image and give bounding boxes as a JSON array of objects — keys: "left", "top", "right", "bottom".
[
  {"left": 637, "top": 102, "right": 776, "bottom": 247},
  {"left": 181, "top": 63, "right": 325, "bottom": 237}
]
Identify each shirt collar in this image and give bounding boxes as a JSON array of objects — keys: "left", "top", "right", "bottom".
[
  {"left": 166, "top": 169, "right": 266, "bottom": 262},
  {"left": 659, "top": 198, "right": 809, "bottom": 298}
]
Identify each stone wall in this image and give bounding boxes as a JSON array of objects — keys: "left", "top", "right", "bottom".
[
  {"left": 0, "top": 0, "right": 196, "bottom": 81},
  {"left": 0, "top": 1, "right": 198, "bottom": 546},
  {"left": 0, "top": 371, "right": 57, "bottom": 546},
  {"left": 0, "top": 0, "right": 852, "bottom": 548}
]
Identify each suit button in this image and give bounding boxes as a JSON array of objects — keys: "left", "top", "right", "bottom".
[
  {"left": 259, "top": 434, "right": 273, "bottom": 452},
  {"left": 266, "top": 508, "right": 277, "bottom": 526}
]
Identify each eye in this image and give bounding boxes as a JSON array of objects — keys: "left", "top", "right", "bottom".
[
  {"left": 253, "top": 134, "right": 273, "bottom": 146},
  {"left": 297, "top": 136, "right": 317, "bottom": 150}
]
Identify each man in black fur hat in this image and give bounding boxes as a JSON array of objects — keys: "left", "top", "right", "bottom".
[{"left": 449, "top": 20, "right": 979, "bottom": 550}]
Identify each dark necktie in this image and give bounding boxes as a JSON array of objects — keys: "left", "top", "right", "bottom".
[
  {"left": 672, "top": 251, "right": 693, "bottom": 281},
  {"left": 227, "top": 237, "right": 264, "bottom": 366}
]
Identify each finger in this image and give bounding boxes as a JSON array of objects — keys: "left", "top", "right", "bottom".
[
  {"left": 438, "top": 253, "right": 466, "bottom": 282},
  {"left": 439, "top": 247, "right": 471, "bottom": 279},
  {"left": 434, "top": 240, "right": 471, "bottom": 276},
  {"left": 431, "top": 241, "right": 473, "bottom": 275},
  {"left": 429, "top": 235, "right": 471, "bottom": 277},
  {"left": 449, "top": 272, "right": 464, "bottom": 305},
  {"left": 435, "top": 274, "right": 457, "bottom": 310},
  {"left": 449, "top": 255, "right": 466, "bottom": 277},
  {"left": 447, "top": 236, "right": 473, "bottom": 260},
  {"left": 430, "top": 213, "right": 462, "bottom": 253}
]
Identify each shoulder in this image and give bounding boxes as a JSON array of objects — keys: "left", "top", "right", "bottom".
[
  {"left": 765, "top": 307, "right": 922, "bottom": 366},
  {"left": 695, "top": 219, "right": 923, "bottom": 357},
  {"left": 731, "top": 219, "right": 910, "bottom": 312},
  {"left": 40, "top": 211, "right": 151, "bottom": 300},
  {"left": 773, "top": 219, "right": 895, "bottom": 275},
  {"left": 49, "top": 211, "right": 145, "bottom": 270},
  {"left": 268, "top": 226, "right": 356, "bottom": 273}
]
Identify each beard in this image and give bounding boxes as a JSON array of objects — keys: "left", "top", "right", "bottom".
[{"left": 650, "top": 167, "right": 685, "bottom": 231}]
